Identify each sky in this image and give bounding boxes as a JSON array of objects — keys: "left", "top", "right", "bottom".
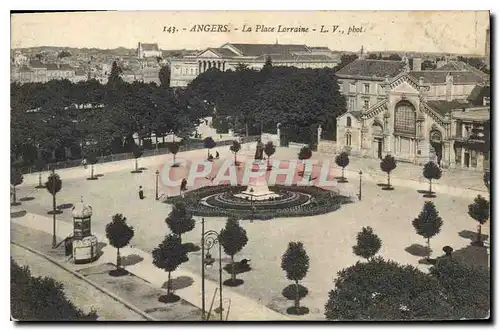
[{"left": 11, "top": 11, "right": 490, "bottom": 55}]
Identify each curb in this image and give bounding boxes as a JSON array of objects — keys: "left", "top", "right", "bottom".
[{"left": 11, "top": 241, "right": 157, "bottom": 321}]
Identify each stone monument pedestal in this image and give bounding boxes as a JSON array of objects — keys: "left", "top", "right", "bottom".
[{"left": 234, "top": 161, "right": 280, "bottom": 201}]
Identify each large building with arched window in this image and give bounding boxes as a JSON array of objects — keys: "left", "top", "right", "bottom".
[{"left": 336, "top": 59, "right": 490, "bottom": 170}]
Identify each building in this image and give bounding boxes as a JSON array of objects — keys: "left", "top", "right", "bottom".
[
  {"left": 137, "top": 42, "right": 162, "bottom": 59},
  {"left": 168, "top": 42, "right": 339, "bottom": 87},
  {"left": 11, "top": 60, "right": 80, "bottom": 84},
  {"left": 335, "top": 59, "right": 490, "bottom": 170}
]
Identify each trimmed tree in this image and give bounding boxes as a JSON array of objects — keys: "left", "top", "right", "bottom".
[
  {"left": 412, "top": 201, "right": 443, "bottom": 261},
  {"left": 105, "top": 214, "right": 135, "bottom": 275},
  {"left": 34, "top": 158, "right": 47, "bottom": 188},
  {"left": 166, "top": 142, "right": 180, "bottom": 166},
  {"left": 230, "top": 140, "right": 241, "bottom": 165},
  {"left": 219, "top": 217, "right": 248, "bottom": 286},
  {"left": 352, "top": 226, "right": 382, "bottom": 261},
  {"left": 203, "top": 137, "right": 216, "bottom": 159},
  {"left": 11, "top": 168, "right": 23, "bottom": 205},
  {"left": 152, "top": 234, "right": 187, "bottom": 303},
  {"left": 131, "top": 144, "right": 143, "bottom": 173},
  {"left": 281, "top": 241, "right": 310, "bottom": 315},
  {"left": 86, "top": 151, "right": 98, "bottom": 180},
  {"left": 11, "top": 259, "right": 98, "bottom": 321},
  {"left": 45, "top": 172, "right": 62, "bottom": 247},
  {"left": 335, "top": 152, "right": 350, "bottom": 182},
  {"left": 468, "top": 195, "right": 490, "bottom": 246},
  {"left": 298, "top": 145, "right": 312, "bottom": 177},
  {"left": 165, "top": 202, "right": 195, "bottom": 244},
  {"left": 423, "top": 161, "right": 442, "bottom": 195},
  {"left": 264, "top": 141, "right": 276, "bottom": 170},
  {"left": 380, "top": 154, "right": 397, "bottom": 189},
  {"left": 324, "top": 258, "right": 452, "bottom": 320}
]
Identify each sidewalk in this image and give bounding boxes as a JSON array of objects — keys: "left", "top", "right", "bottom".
[{"left": 11, "top": 212, "right": 290, "bottom": 321}]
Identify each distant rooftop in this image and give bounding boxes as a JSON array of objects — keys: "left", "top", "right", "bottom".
[{"left": 336, "top": 59, "right": 406, "bottom": 79}]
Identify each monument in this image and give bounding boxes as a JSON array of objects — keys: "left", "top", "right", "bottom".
[{"left": 234, "top": 143, "right": 280, "bottom": 201}]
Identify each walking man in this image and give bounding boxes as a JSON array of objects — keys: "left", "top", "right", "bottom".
[{"left": 138, "top": 186, "right": 144, "bottom": 200}]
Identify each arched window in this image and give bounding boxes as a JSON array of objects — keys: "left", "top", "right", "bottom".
[
  {"left": 346, "top": 116, "right": 352, "bottom": 127},
  {"left": 394, "top": 101, "right": 416, "bottom": 135},
  {"left": 345, "top": 132, "right": 352, "bottom": 146}
]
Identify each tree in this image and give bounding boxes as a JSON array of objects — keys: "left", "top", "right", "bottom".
[
  {"left": 412, "top": 201, "right": 443, "bottom": 261},
  {"left": 229, "top": 140, "right": 241, "bottom": 165},
  {"left": 34, "top": 158, "right": 47, "bottom": 188},
  {"left": 281, "top": 241, "right": 310, "bottom": 315},
  {"left": 337, "top": 54, "right": 359, "bottom": 70},
  {"left": 335, "top": 152, "right": 350, "bottom": 182},
  {"left": 159, "top": 65, "right": 171, "bottom": 88},
  {"left": 166, "top": 141, "right": 180, "bottom": 165},
  {"left": 324, "top": 258, "right": 452, "bottom": 320},
  {"left": 85, "top": 150, "right": 99, "bottom": 180},
  {"left": 131, "top": 144, "right": 143, "bottom": 173},
  {"left": 352, "top": 227, "right": 382, "bottom": 260},
  {"left": 430, "top": 259, "right": 490, "bottom": 319},
  {"left": 219, "top": 217, "right": 248, "bottom": 286},
  {"left": 468, "top": 195, "right": 490, "bottom": 246},
  {"left": 387, "top": 53, "right": 402, "bottom": 61},
  {"left": 298, "top": 145, "right": 312, "bottom": 177},
  {"left": 423, "top": 161, "right": 442, "bottom": 194},
  {"left": 203, "top": 137, "right": 216, "bottom": 159},
  {"left": 380, "top": 154, "right": 397, "bottom": 188},
  {"left": 57, "top": 50, "right": 71, "bottom": 58},
  {"left": 483, "top": 170, "right": 490, "bottom": 193},
  {"left": 11, "top": 259, "right": 98, "bottom": 321},
  {"left": 45, "top": 172, "right": 62, "bottom": 219},
  {"left": 105, "top": 214, "right": 135, "bottom": 274},
  {"left": 368, "top": 53, "right": 378, "bottom": 59},
  {"left": 264, "top": 141, "right": 276, "bottom": 169},
  {"left": 152, "top": 234, "right": 187, "bottom": 302},
  {"left": 165, "top": 202, "right": 195, "bottom": 244},
  {"left": 11, "top": 168, "right": 23, "bottom": 205},
  {"left": 107, "top": 61, "right": 123, "bottom": 89}
]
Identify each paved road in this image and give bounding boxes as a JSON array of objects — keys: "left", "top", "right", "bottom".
[{"left": 11, "top": 244, "right": 147, "bottom": 321}]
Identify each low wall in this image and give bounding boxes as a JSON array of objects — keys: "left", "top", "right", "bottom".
[{"left": 318, "top": 140, "right": 337, "bottom": 154}]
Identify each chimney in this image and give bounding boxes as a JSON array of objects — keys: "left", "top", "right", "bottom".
[{"left": 413, "top": 58, "right": 422, "bottom": 71}]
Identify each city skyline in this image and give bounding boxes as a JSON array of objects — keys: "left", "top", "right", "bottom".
[{"left": 11, "top": 11, "right": 490, "bottom": 55}]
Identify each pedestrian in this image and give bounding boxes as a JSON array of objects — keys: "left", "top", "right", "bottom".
[
  {"left": 138, "top": 186, "right": 144, "bottom": 200},
  {"left": 216, "top": 151, "right": 219, "bottom": 159},
  {"left": 82, "top": 158, "right": 88, "bottom": 169}
]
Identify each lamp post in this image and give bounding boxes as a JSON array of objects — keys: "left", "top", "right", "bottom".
[
  {"left": 155, "top": 170, "right": 160, "bottom": 200},
  {"left": 51, "top": 168, "right": 57, "bottom": 248},
  {"left": 201, "top": 218, "right": 223, "bottom": 321},
  {"left": 249, "top": 188, "right": 254, "bottom": 223},
  {"left": 358, "top": 170, "right": 363, "bottom": 201}
]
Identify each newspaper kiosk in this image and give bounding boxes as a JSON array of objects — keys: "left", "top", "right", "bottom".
[{"left": 71, "top": 199, "right": 98, "bottom": 264}]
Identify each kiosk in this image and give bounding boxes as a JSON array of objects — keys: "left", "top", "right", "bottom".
[{"left": 71, "top": 199, "right": 99, "bottom": 264}]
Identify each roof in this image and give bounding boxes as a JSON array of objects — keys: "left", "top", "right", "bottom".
[
  {"left": 140, "top": 43, "right": 160, "bottom": 51},
  {"left": 467, "top": 85, "right": 490, "bottom": 105},
  {"left": 309, "top": 46, "right": 331, "bottom": 51},
  {"left": 336, "top": 59, "right": 405, "bottom": 79},
  {"left": 208, "top": 48, "right": 239, "bottom": 57},
  {"left": 408, "top": 71, "right": 488, "bottom": 84},
  {"left": 255, "top": 53, "right": 334, "bottom": 62},
  {"left": 45, "top": 63, "right": 73, "bottom": 71},
  {"left": 426, "top": 100, "right": 476, "bottom": 116},
  {"left": 18, "top": 65, "right": 32, "bottom": 73},
  {"left": 29, "top": 60, "right": 46, "bottom": 69},
  {"left": 225, "top": 43, "right": 310, "bottom": 57}
]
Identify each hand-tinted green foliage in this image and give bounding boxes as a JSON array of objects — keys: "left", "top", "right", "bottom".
[{"left": 325, "top": 258, "right": 452, "bottom": 321}]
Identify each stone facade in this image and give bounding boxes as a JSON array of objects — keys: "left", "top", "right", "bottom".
[
  {"left": 168, "top": 43, "right": 339, "bottom": 87},
  {"left": 336, "top": 64, "right": 490, "bottom": 171}
]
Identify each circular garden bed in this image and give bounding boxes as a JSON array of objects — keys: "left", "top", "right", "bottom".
[{"left": 165, "top": 184, "right": 353, "bottom": 220}]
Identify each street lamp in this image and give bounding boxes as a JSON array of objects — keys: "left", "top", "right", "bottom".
[
  {"left": 358, "top": 170, "right": 363, "bottom": 201},
  {"left": 51, "top": 168, "right": 57, "bottom": 248},
  {"left": 200, "top": 218, "right": 223, "bottom": 321},
  {"left": 249, "top": 188, "right": 254, "bottom": 223},
  {"left": 155, "top": 170, "right": 160, "bottom": 200}
]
